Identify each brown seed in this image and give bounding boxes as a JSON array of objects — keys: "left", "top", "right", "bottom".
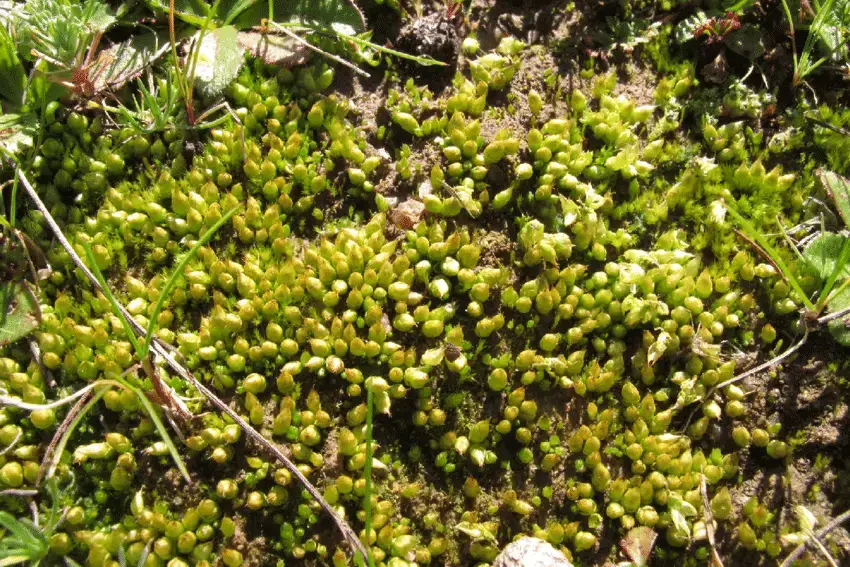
[{"left": 445, "top": 343, "right": 462, "bottom": 361}]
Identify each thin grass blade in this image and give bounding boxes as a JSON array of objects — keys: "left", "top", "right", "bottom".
[
  {"left": 726, "top": 204, "right": 816, "bottom": 311},
  {"left": 114, "top": 377, "right": 191, "bottom": 484},
  {"left": 141, "top": 206, "right": 238, "bottom": 358},
  {"left": 84, "top": 244, "right": 142, "bottom": 354}
]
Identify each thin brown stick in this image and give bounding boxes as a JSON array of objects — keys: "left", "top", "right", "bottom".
[
  {"left": 682, "top": 328, "right": 809, "bottom": 432},
  {"left": 152, "top": 344, "right": 368, "bottom": 561},
  {"left": 17, "top": 170, "right": 368, "bottom": 562},
  {"left": 733, "top": 228, "right": 787, "bottom": 286},
  {"left": 781, "top": 508, "right": 850, "bottom": 567},
  {"left": 37, "top": 388, "right": 93, "bottom": 487},
  {"left": 700, "top": 473, "right": 724, "bottom": 567},
  {"left": 817, "top": 303, "right": 850, "bottom": 325},
  {"left": 0, "top": 489, "right": 38, "bottom": 497},
  {"left": 267, "top": 21, "right": 369, "bottom": 77},
  {"left": 712, "top": 327, "right": 809, "bottom": 392}
]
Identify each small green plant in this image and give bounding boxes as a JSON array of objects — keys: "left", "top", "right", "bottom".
[
  {"left": 779, "top": 0, "right": 850, "bottom": 87},
  {"left": 726, "top": 177, "right": 850, "bottom": 345},
  {"left": 90, "top": 71, "right": 182, "bottom": 134},
  {"left": 0, "top": 511, "right": 49, "bottom": 566},
  {"left": 0, "top": 479, "right": 65, "bottom": 566}
]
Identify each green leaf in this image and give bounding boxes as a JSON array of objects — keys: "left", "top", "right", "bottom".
[
  {"left": 82, "top": 0, "right": 116, "bottom": 34},
  {"left": 115, "top": 377, "right": 192, "bottom": 484},
  {"left": 235, "top": 31, "right": 308, "bottom": 66},
  {"left": 0, "top": 26, "right": 25, "bottom": 106},
  {"left": 724, "top": 25, "right": 765, "bottom": 59},
  {"left": 190, "top": 25, "right": 245, "bottom": 99},
  {"left": 145, "top": 0, "right": 211, "bottom": 26},
  {"left": 803, "top": 233, "right": 850, "bottom": 345},
  {"left": 0, "top": 113, "right": 38, "bottom": 157},
  {"left": 723, "top": 0, "right": 758, "bottom": 12},
  {"left": 818, "top": 169, "right": 850, "bottom": 230},
  {"left": 827, "top": 315, "right": 850, "bottom": 345},
  {"left": 230, "top": 0, "right": 366, "bottom": 34},
  {"left": 0, "top": 281, "right": 41, "bottom": 347},
  {"left": 803, "top": 233, "right": 849, "bottom": 282},
  {"left": 812, "top": 0, "right": 849, "bottom": 54},
  {"left": 90, "top": 30, "right": 171, "bottom": 92}
]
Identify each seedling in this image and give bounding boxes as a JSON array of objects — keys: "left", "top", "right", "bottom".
[
  {"left": 779, "top": 0, "right": 848, "bottom": 87},
  {"left": 0, "top": 479, "right": 66, "bottom": 567}
]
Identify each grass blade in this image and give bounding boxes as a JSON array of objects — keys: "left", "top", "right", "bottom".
[
  {"left": 340, "top": 32, "right": 447, "bottom": 67},
  {"left": 819, "top": 237, "right": 850, "bottom": 309},
  {"left": 0, "top": 512, "right": 42, "bottom": 550},
  {"left": 141, "top": 206, "right": 238, "bottom": 358},
  {"left": 84, "top": 244, "right": 141, "bottom": 354},
  {"left": 115, "top": 377, "right": 191, "bottom": 484},
  {"left": 726, "top": 204, "right": 816, "bottom": 311}
]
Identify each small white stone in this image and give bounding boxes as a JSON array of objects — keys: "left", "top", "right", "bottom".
[{"left": 492, "top": 537, "right": 573, "bottom": 567}]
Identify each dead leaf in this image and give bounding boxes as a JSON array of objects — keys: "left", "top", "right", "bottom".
[{"left": 236, "top": 31, "right": 309, "bottom": 66}]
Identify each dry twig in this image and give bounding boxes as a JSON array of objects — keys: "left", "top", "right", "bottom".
[{"left": 16, "top": 170, "right": 369, "bottom": 562}]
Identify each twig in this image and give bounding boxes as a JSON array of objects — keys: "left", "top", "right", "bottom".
[
  {"left": 16, "top": 170, "right": 369, "bottom": 562},
  {"left": 267, "top": 21, "right": 369, "bottom": 77},
  {"left": 714, "top": 327, "right": 808, "bottom": 391},
  {"left": 808, "top": 534, "right": 840, "bottom": 567},
  {"left": 0, "top": 383, "right": 98, "bottom": 411},
  {"left": 0, "top": 489, "right": 38, "bottom": 497},
  {"left": 0, "top": 428, "right": 21, "bottom": 456},
  {"left": 806, "top": 114, "right": 850, "bottom": 137},
  {"left": 700, "top": 473, "right": 724, "bottom": 567},
  {"left": 781, "top": 508, "right": 850, "bottom": 567},
  {"left": 733, "top": 228, "right": 786, "bottom": 285},
  {"left": 817, "top": 303, "right": 850, "bottom": 325},
  {"left": 37, "top": 388, "right": 94, "bottom": 486},
  {"left": 682, "top": 328, "right": 809, "bottom": 432}
]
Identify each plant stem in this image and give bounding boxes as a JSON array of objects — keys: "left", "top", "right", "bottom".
[
  {"left": 37, "top": 387, "right": 104, "bottom": 485},
  {"left": 9, "top": 170, "right": 18, "bottom": 228},
  {"left": 682, "top": 327, "right": 809, "bottom": 432},
  {"left": 267, "top": 21, "right": 369, "bottom": 77},
  {"left": 779, "top": 0, "right": 799, "bottom": 78}
]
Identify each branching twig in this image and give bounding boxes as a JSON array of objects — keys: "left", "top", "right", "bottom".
[
  {"left": 682, "top": 328, "right": 809, "bottom": 432},
  {"left": 781, "top": 508, "right": 850, "bottom": 567}
]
